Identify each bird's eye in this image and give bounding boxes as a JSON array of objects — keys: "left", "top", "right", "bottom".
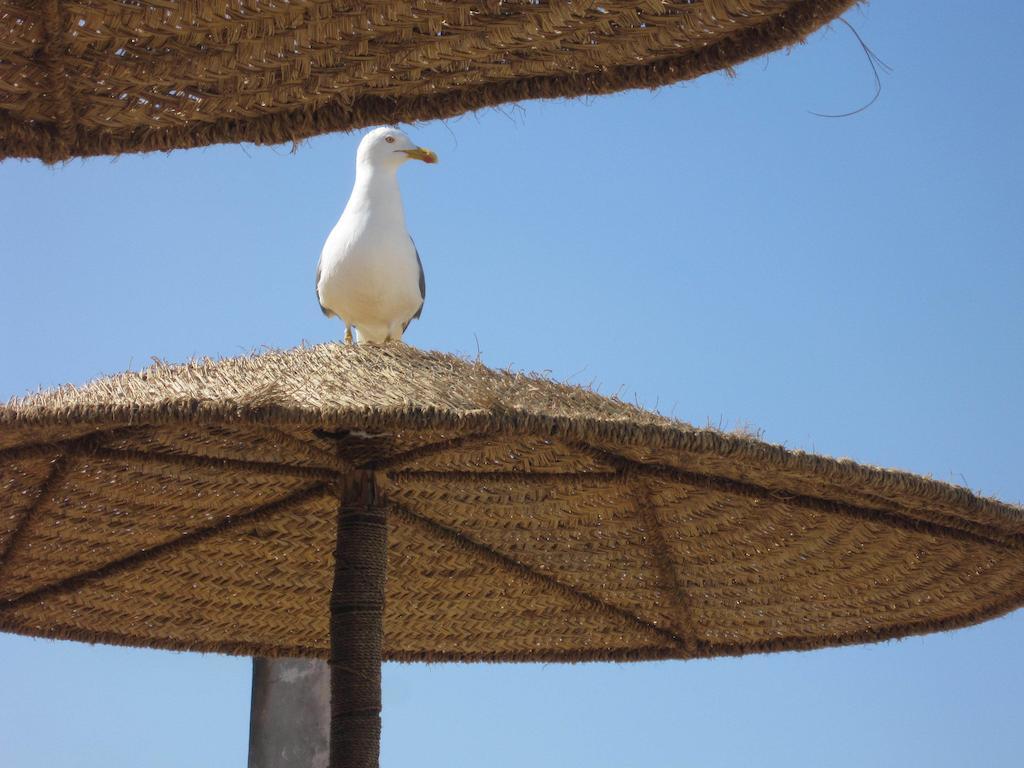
[{"left": 385, "top": 136, "right": 396, "bottom": 144}]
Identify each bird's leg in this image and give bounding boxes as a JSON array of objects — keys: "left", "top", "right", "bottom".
[
  {"left": 344, "top": 324, "right": 353, "bottom": 345},
  {"left": 386, "top": 321, "right": 405, "bottom": 345}
]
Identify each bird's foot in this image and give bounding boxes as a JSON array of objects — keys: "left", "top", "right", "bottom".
[{"left": 344, "top": 326, "right": 353, "bottom": 345}]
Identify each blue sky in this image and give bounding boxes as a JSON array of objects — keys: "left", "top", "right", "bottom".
[{"left": 2, "top": 3, "right": 1022, "bottom": 766}]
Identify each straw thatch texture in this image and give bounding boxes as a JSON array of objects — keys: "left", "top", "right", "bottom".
[
  {"left": 0, "top": 0, "right": 859, "bottom": 162},
  {"left": 1, "top": 343, "right": 1021, "bottom": 661}
]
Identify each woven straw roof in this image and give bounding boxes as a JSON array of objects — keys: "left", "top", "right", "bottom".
[
  {"left": 1, "top": 343, "right": 1021, "bottom": 662},
  {"left": 1, "top": 0, "right": 858, "bottom": 163}
]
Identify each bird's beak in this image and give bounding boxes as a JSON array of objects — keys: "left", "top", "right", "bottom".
[{"left": 399, "top": 147, "right": 438, "bottom": 164}]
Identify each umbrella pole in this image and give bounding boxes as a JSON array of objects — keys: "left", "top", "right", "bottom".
[{"left": 329, "top": 470, "right": 386, "bottom": 768}]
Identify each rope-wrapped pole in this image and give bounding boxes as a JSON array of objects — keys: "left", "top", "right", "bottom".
[{"left": 329, "top": 470, "right": 386, "bottom": 768}]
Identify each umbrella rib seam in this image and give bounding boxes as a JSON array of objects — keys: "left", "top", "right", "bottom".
[
  {"left": 0, "top": 482, "right": 331, "bottom": 610},
  {"left": 0, "top": 452, "right": 73, "bottom": 580},
  {"left": 628, "top": 480, "right": 702, "bottom": 655},
  {"left": 384, "top": 497, "right": 689, "bottom": 653},
  {"left": 0, "top": 425, "right": 153, "bottom": 464},
  {"left": 79, "top": 445, "right": 340, "bottom": 483},
  {"left": 362, "top": 432, "right": 500, "bottom": 470},
  {"left": 567, "top": 442, "right": 1024, "bottom": 551},
  {"left": 3, "top": 435, "right": 340, "bottom": 481},
  {"left": 256, "top": 424, "right": 356, "bottom": 472}
]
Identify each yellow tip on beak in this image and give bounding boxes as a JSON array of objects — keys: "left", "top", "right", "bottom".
[{"left": 401, "top": 147, "right": 438, "bottom": 164}]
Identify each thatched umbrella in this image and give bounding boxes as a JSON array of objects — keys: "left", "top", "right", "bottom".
[
  {"left": 1, "top": 0, "right": 860, "bottom": 162},
  {"left": 1, "top": 344, "right": 1021, "bottom": 767}
]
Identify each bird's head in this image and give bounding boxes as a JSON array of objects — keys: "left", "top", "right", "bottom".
[{"left": 357, "top": 127, "right": 438, "bottom": 169}]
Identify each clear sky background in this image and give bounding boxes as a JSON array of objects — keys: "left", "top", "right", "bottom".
[{"left": 2, "top": 3, "right": 1022, "bottom": 766}]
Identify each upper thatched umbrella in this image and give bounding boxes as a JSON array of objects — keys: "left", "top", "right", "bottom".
[
  {"left": 2, "top": 344, "right": 1022, "bottom": 766},
  {"left": 1, "top": 0, "right": 859, "bottom": 162}
]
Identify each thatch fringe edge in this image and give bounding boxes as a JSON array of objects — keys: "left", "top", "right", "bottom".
[{"left": 2, "top": 584, "right": 1020, "bottom": 663}]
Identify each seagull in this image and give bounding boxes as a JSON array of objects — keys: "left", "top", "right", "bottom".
[{"left": 316, "top": 126, "right": 437, "bottom": 344}]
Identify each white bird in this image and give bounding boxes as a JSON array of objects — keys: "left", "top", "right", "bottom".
[{"left": 316, "top": 126, "right": 437, "bottom": 344}]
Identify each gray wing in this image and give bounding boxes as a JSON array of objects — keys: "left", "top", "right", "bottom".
[
  {"left": 403, "top": 241, "right": 426, "bottom": 331},
  {"left": 315, "top": 255, "right": 333, "bottom": 317}
]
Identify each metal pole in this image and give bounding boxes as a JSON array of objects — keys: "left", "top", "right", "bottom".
[
  {"left": 248, "top": 657, "right": 331, "bottom": 768},
  {"left": 328, "top": 470, "right": 386, "bottom": 768}
]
